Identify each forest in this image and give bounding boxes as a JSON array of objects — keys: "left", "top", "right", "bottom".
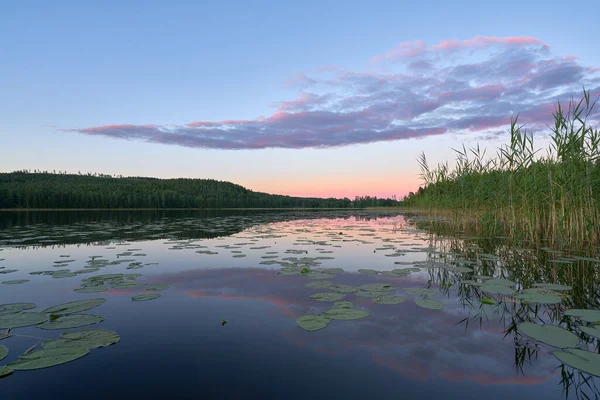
[{"left": 0, "top": 171, "right": 399, "bottom": 209}]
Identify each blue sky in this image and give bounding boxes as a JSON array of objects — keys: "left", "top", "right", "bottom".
[{"left": 2, "top": 0, "right": 599, "bottom": 198}]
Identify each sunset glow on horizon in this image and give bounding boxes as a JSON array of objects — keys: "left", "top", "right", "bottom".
[{"left": 1, "top": 1, "right": 599, "bottom": 199}]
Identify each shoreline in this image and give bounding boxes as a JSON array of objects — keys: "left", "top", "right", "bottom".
[{"left": 0, "top": 207, "right": 405, "bottom": 212}]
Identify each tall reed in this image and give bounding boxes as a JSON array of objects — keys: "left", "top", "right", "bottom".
[{"left": 403, "top": 88, "right": 600, "bottom": 248}]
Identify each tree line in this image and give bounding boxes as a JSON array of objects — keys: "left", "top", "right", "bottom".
[{"left": 0, "top": 171, "right": 399, "bottom": 209}]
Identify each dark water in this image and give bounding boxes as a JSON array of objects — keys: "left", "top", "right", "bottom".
[{"left": 0, "top": 210, "right": 598, "bottom": 399}]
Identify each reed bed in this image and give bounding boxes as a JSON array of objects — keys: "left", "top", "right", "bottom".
[{"left": 402, "top": 88, "right": 600, "bottom": 248}]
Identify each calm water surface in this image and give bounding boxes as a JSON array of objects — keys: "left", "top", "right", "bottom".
[{"left": 0, "top": 210, "right": 597, "bottom": 399}]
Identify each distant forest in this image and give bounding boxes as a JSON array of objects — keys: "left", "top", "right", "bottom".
[{"left": 0, "top": 171, "right": 399, "bottom": 209}]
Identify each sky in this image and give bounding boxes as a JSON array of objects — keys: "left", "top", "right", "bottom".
[{"left": 1, "top": 0, "right": 600, "bottom": 199}]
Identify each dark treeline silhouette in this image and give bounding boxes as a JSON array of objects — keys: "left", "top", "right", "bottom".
[{"left": 0, "top": 171, "right": 399, "bottom": 209}]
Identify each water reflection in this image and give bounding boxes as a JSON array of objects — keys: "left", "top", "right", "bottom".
[{"left": 0, "top": 210, "right": 599, "bottom": 398}]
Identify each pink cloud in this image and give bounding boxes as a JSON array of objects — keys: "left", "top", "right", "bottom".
[{"left": 64, "top": 36, "right": 600, "bottom": 150}]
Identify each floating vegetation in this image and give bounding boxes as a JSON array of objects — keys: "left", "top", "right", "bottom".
[
  {"left": 38, "top": 314, "right": 104, "bottom": 330},
  {"left": 0, "top": 345, "right": 7, "bottom": 360},
  {"left": 43, "top": 329, "right": 120, "bottom": 349},
  {"left": 553, "top": 349, "right": 600, "bottom": 378},
  {"left": 296, "top": 315, "right": 330, "bottom": 331},
  {"left": 310, "top": 292, "right": 346, "bottom": 302},
  {"left": 0, "top": 303, "right": 36, "bottom": 315},
  {"left": 334, "top": 301, "right": 354, "bottom": 309},
  {"left": 404, "top": 287, "right": 437, "bottom": 296},
  {"left": 374, "top": 295, "right": 405, "bottom": 304},
  {"left": 305, "top": 280, "right": 332, "bottom": 289},
  {"left": 415, "top": 299, "right": 444, "bottom": 310},
  {"left": 515, "top": 288, "right": 562, "bottom": 304},
  {"left": 564, "top": 309, "right": 600, "bottom": 323},
  {"left": 1, "top": 279, "right": 30, "bottom": 285},
  {"left": 8, "top": 348, "right": 89, "bottom": 370},
  {"left": 42, "top": 298, "right": 106, "bottom": 315},
  {"left": 0, "top": 313, "right": 48, "bottom": 329},
  {"left": 324, "top": 308, "right": 369, "bottom": 320},
  {"left": 132, "top": 294, "right": 161, "bottom": 302},
  {"left": 518, "top": 322, "right": 580, "bottom": 348},
  {"left": 0, "top": 366, "right": 12, "bottom": 378},
  {"left": 145, "top": 284, "right": 169, "bottom": 291}
]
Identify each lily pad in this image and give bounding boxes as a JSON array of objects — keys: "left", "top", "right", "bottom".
[
  {"left": 0, "top": 312, "right": 48, "bottom": 329},
  {"left": 359, "top": 284, "right": 396, "bottom": 293},
  {"left": 533, "top": 283, "right": 572, "bottom": 292},
  {"left": 328, "top": 284, "right": 358, "bottom": 293},
  {"left": 485, "top": 278, "right": 515, "bottom": 287},
  {"left": 324, "top": 308, "right": 369, "bottom": 320},
  {"left": 374, "top": 295, "right": 405, "bottom": 304},
  {"left": 0, "top": 345, "right": 7, "bottom": 361},
  {"left": 0, "top": 303, "right": 36, "bottom": 315},
  {"left": 334, "top": 301, "right": 354, "bottom": 309},
  {"left": 518, "top": 322, "right": 579, "bottom": 348},
  {"left": 580, "top": 326, "right": 600, "bottom": 339},
  {"left": 43, "top": 329, "right": 120, "bottom": 349},
  {"left": 358, "top": 269, "right": 379, "bottom": 275},
  {"left": 296, "top": 315, "right": 330, "bottom": 331},
  {"left": 145, "top": 284, "right": 169, "bottom": 291},
  {"left": 305, "top": 280, "right": 332, "bottom": 289},
  {"left": 1, "top": 279, "right": 29, "bottom": 285},
  {"left": 38, "top": 314, "right": 104, "bottom": 330},
  {"left": 132, "top": 294, "right": 161, "bottom": 302},
  {"left": 8, "top": 347, "right": 89, "bottom": 370},
  {"left": 553, "top": 348, "right": 600, "bottom": 377},
  {"left": 415, "top": 299, "right": 444, "bottom": 310},
  {"left": 515, "top": 288, "right": 562, "bottom": 304},
  {"left": 42, "top": 298, "right": 106, "bottom": 315},
  {"left": 310, "top": 292, "right": 346, "bottom": 302},
  {"left": 74, "top": 285, "right": 109, "bottom": 293},
  {"left": 0, "top": 366, "right": 13, "bottom": 378},
  {"left": 405, "top": 287, "right": 438, "bottom": 295},
  {"left": 564, "top": 309, "right": 600, "bottom": 323},
  {"left": 480, "top": 284, "right": 515, "bottom": 295}
]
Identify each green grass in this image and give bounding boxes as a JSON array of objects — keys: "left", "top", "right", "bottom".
[{"left": 402, "top": 88, "right": 600, "bottom": 248}]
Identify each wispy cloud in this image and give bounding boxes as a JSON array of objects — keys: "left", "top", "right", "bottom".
[{"left": 64, "top": 36, "right": 600, "bottom": 150}]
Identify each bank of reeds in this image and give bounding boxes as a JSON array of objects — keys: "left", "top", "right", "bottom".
[{"left": 402, "top": 88, "right": 600, "bottom": 248}]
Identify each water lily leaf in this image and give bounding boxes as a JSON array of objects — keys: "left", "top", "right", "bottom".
[
  {"left": 132, "top": 294, "right": 161, "bottom": 302},
  {"left": 0, "top": 303, "right": 36, "bottom": 315},
  {"left": 480, "top": 284, "right": 515, "bottom": 295},
  {"left": 1, "top": 279, "right": 29, "bottom": 285},
  {"left": 8, "top": 347, "right": 89, "bottom": 370},
  {"left": 319, "top": 268, "right": 344, "bottom": 275},
  {"left": 359, "top": 284, "right": 396, "bottom": 293},
  {"left": 328, "top": 284, "right": 358, "bottom": 293},
  {"left": 277, "top": 267, "right": 301, "bottom": 276},
  {"left": 553, "top": 348, "right": 600, "bottom": 377},
  {"left": 533, "top": 283, "right": 572, "bottom": 292},
  {"left": 0, "top": 312, "right": 48, "bottom": 329},
  {"left": 480, "top": 298, "right": 496, "bottom": 305},
  {"left": 485, "top": 278, "right": 515, "bottom": 287},
  {"left": 358, "top": 269, "right": 379, "bottom": 275},
  {"left": 305, "top": 280, "right": 332, "bottom": 289},
  {"left": 404, "top": 287, "right": 437, "bottom": 295},
  {"left": 296, "top": 315, "right": 330, "bottom": 331},
  {"left": 305, "top": 271, "right": 335, "bottom": 279},
  {"left": 43, "top": 298, "right": 106, "bottom": 315},
  {"left": 460, "top": 280, "right": 483, "bottom": 287},
  {"left": 580, "top": 326, "right": 600, "bottom": 339},
  {"left": 391, "top": 268, "right": 420, "bottom": 274},
  {"left": 145, "top": 284, "right": 169, "bottom": 291},
  {"left": 564, "top": 309, "right": 600, "bottom": 323},
  {"left": 324, "top": 308, "right": 369, "bottom": 320},
  {"left": 52, "top": 272, "right": 78, "bottom": 279},
  {"left": 0, "top": 270, "right": 18, "bottom": 275},
  {"left": 334, "top": 301, "right": 354, "bottom": 309},
  {"left": 374, "top": 295, "right": 405, "bottom": 304},
  {"left": 310, "top": 292, "right": 346, "bottom": 302},
  {"left": 518, "top": 322, "right": 579, "bottom": 348},
  {"left": 74, "top": 285, "right": 109, "bottom": 293},
  {"left": 43, "top": 329, "right": 120, "bottom": 349},
  {"left": 0, "top": 366, "right": 13, "bottom": 378},
  {"left": 415, "top": 299, "right": 444, "bottom": 310},
  {"left": 38, "top": 314, "right": 104, "bottom": 330},
  {"left": 0, "top": 345, "right": 7, "bottom": 360},
  {"left": 515, "top": 289, "right": 562, "bottom": 304}
]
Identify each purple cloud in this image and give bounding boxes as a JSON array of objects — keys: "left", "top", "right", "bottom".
[{"left": 64, "top": 36, "right": 600, "bottom": 150}]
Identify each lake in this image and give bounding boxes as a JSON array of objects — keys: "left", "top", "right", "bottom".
[{"left": 0, "top": 210, "right": 598, "bottom": 399}]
